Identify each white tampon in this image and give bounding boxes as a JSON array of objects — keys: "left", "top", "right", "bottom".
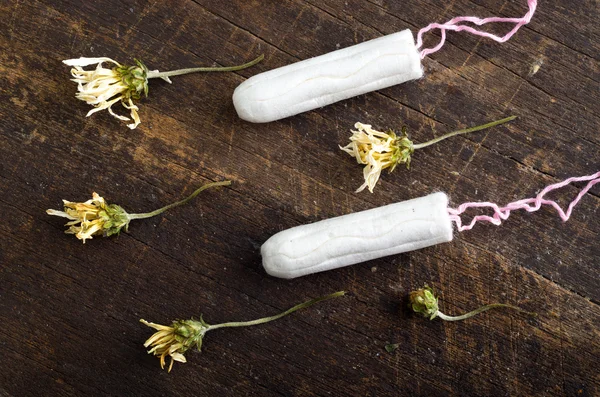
[
  {"left": 261, "top": 192, "right": 453, "bottom": 279},
  {"left": 233, "top": 30, "right": 423, "bottom": 123}
]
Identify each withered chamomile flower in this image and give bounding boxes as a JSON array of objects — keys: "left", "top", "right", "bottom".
[
  {"left": 141, "top": 291, "right": 346, "bottom": 372},
  {"left": 385, "top": 285, "right": 536, "bottom": 353},
  {"left": 340, "top": 116, "right": 516, "bottom": 193},
  {"left": 409, "top": 285, "right": 536, "bottom": 322},
  {"left": 47, "top": 180, "right": 231, "bottom": 243},
  {"left": 63, "top": 54, "right": 264, "bottom": 129}
]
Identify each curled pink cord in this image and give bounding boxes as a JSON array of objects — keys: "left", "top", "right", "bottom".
[
  {"left": 448, "top": 171, "right": 600, "bottom": 232},
  {"left": 416, "top": 0, "right": 537, "bottom": 59}
]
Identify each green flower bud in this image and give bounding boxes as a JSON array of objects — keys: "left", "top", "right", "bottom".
[
  {"left": 116, "top": 59, "right": 150, "bottom": 100},
  {"left": 409, "top": 286, "right": 439, "bottom": 319}
]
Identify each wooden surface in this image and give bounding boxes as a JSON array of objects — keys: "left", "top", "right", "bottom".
[{"left": 1, "top": 0, "right": 599, "bottom": 396}]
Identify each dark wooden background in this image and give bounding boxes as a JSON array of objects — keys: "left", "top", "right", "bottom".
[{"left": 1, "top": 0, "right": 599, "bottom": 396}]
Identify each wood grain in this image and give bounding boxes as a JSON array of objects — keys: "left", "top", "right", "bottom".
[{"left": 1, "top": 0, "right": 598, "bottom": 396}]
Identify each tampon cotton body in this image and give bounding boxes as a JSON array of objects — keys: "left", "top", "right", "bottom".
[
  {"left": 233, "top": 29, "right": 423, "bottom": 123},
  {"left": 262, "top": 192, "right": 453, "bottom": 279}
]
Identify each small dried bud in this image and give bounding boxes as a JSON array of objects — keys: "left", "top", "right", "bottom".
[
  {"left": 408, "top": 284, "right": 537, "bottom": 322},
  {"left": 409, "top": 286, "right": 439, "bottom": 319}
]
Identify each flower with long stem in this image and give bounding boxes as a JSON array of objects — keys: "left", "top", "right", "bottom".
[
  {"left": 385, "top": 285, "right": 536, "bottom": 353},
  {"left": 64, "top": 54, "right": 264, "bottom": 129},
  {"left": 47, "top": 180, "right": 231, "bottom": 243},
  {"left": 141, "top": 291, "right": 346, "bottom": 372},
  {"left": 409, "top": 285, "right": 536, "bottom": 321},
  {"left": 340, "top": 116, "right": 517, "bottom": 193}
]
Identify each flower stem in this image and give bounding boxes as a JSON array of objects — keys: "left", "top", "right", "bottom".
[
  {"left": 412, "top": 115, "right": 517, "bottom": 150},
  {"left": 127, "top": 180, "right": 232, "bottom": 220},
  {"left": 436, "top": 303, "right": 536, "bottom": 322},
  {"left": 208, "top": 291, "right": 346, "bottom": 330},
  {"left": 146, "top": 54, "right": 264, "bottom": 79}
]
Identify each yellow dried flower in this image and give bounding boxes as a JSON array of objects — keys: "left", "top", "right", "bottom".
[
  {"left": 141, "top": 291, "right": 345, "bottom": 372},
  {"left": 140, "top": 319, "right": 205, "bottom": 372},
  {"left": 340, "top": 122, "right": 413, "bottom": 193},
  {"left": 46, "top": 192, "right": 129, "bottom": 243},
  {"left": 63, "top": 54, "right": 264, "bottom": 129},
  {"left": 341, "top": 116, "right": 517, "bottom": 193},
  {"left": 46, "top": 180, "right": 231, "bottom": 243},
  {"left": 64, "top": 57, "right": 144, "bottom": 129}
]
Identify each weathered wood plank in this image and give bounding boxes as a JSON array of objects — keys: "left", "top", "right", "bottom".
[{"left": 1, "top": 0, "right": 598, "bottom": 396}]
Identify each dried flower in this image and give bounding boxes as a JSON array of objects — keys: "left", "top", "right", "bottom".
[
  {"left": 46, "top": 192, "right": 130, "bottom": 243},
  {"left": 408, "top": 285, "right": 536, "bottom": 322},
  {"left": 385, "top": 285, "right": 536, "bottom": 353},
  {"left": 140, "top": 319, "right": 203, "bottom": 372},
  {"left": 141, "top": 291, "right": 345, "bottom": 372},
  {"left": 341, "top": 116, "right": 517, "bottom": 193},
  {"left": 409, "top": 286, "right": 439, "bottom": 319},
  {"left": 47, "top": 180, "right": 231, "bottom": 243},
  {"left": 64, "top": 54, "right": 264, "bottom": 129},
  {"left": 340, "top": 123, "right": 413, "bottom": 193},
  {"left": 64, "top": 57, "right": 145, "bottom": 128}
]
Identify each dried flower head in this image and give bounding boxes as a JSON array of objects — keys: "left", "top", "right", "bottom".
[
  {"left": 409, "top": 286, "right": 439, "bottom": 319},
  {"left": 408, "top": 285, "right": 536, "bottom": 322},
  {"left": 387, "top": 285, "right": 535, "bottom": 353},
  {"left": 140, "top": 291, "right": 345, "bottom": 372},
  {"left": 46, "top": 192, "right": 130, "bottom": 243},
  {"left": 63, "top": 54, "right": 264, "bottom": 129},
  {"left": 341, "top": 116, "right": 517, "bottom": 193},
  {"left": 46, "top": 180, "right": 231, "bottom": 243},
  {"left": 64, "top": 57, "right": 146, "bottom": 129},
  {"left": 340, "top": 122, "right": 413, "bottom": 193},
  {"left": 140, "top": 319, "right": 209, "bottom": 372}
]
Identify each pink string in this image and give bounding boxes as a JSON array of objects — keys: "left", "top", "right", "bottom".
[
  {"left": 448, "top": 171, "right": 600, "bottom": 232},
  {"left": 416, "top": 0, "right": 537, "bottom": 59}
]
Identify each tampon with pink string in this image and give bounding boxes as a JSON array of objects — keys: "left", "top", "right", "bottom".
[
  {"left": 261, "top": 171, "right": 598, "bottom": 279},
  {"left": 234, "top": 1, "right": 537, "bottom": 123}
]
